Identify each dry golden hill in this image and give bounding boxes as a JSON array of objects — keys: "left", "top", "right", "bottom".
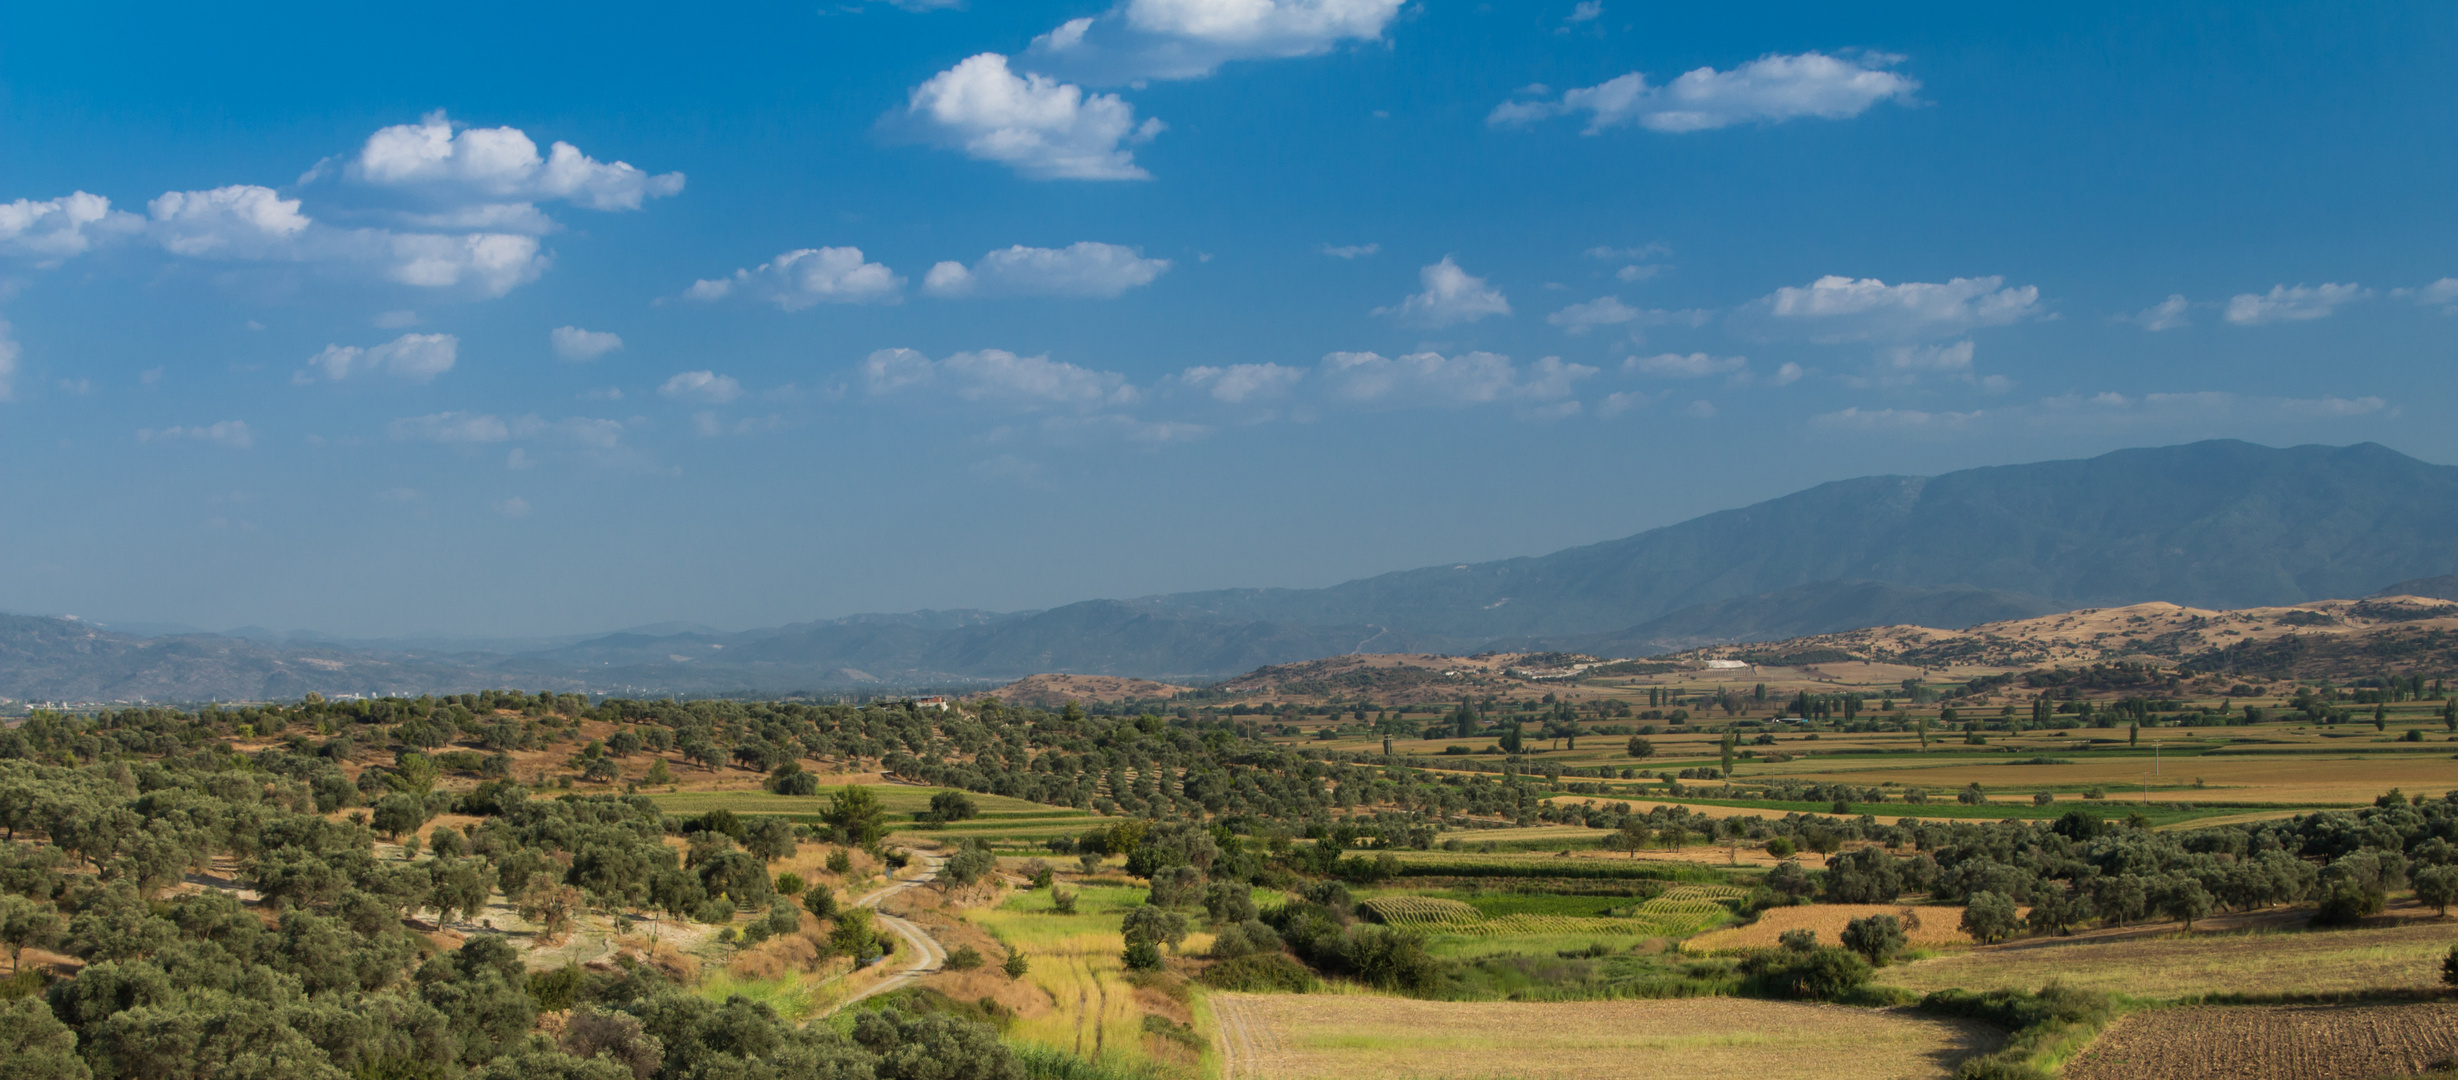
[
  {"left": 1681, "top": 595, "right": 2458, "bottom": 676},
  {"left": 987, "top": 673, "right": 1189, "bottom": 707}
]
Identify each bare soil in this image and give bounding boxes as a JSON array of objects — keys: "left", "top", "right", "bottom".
[{"left": 2067, "top": 1003, "right": 2458, "bottom": 1080}]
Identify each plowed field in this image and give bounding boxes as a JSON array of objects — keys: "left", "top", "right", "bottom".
[
  {"left": 2067, "top": 1003, "right": 2458, "bottom": 1080},
  {"left": 1208, "top": 993, "right": 1998, "bottom": 1080}
]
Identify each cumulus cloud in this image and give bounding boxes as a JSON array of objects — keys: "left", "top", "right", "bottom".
[
  {"left": 296, "top": 333, "right": 459, "bottom": 384},
  {"left": 1546, "top": 295, "right": 1643, "bottom": 333},
  {"left": 659, "top": 371, "right": 744, "bottom": 404},
  {"left": 685, "top": 247, "right": 903, "bottom": 308},
  {"left": 1876, "top": 340, "right": 1973, "bottom": 374},
  {"left": 138, "top": 420, "right": 255, "bottom": 448},
  {"left": 3, "top": 113, "right": 671, "bottom": 299},
  {"left": 923, "top": 242, "right": 1169, "bottom": 298},
  {"left": 1626, "top": 352, "right": 1746, "bottom": 378},
  {"left": 1319, "top": 243, "right": 1379, "bottom": 259},
  {"left": 1491, "top": 52, "right": 1917, "bottom": 133},
  {"left": 341, "top": 111, "right": 685, "bottom": 216},
  {"left": 551, "top": 326, "right": 623, "bottom": 361},
  {"left": 1316, "top": 350, "right": 1592, "bottom": 407},
  {"left": 2127, "top": 294, "right": 2191, "bottom": 331},
  {"left": 1375, "top": 257, "right": 1512, "bottom": 326},
  {"left": 1742, "top": 274, "right": 2041, "bottom": 342},
  {"left": 2224, "top": 283, "right": 2367, "bottom": 325},
  {"left": 1811, "top": 390, "right": 2389, "bottom": 434},
  {"left": 1025, "top": 0, "right": 1406, "bottom": 83},
  {"left": 1181, "top": 362, "right": 1305, "bottom": 403},
  {"left": 0, "top": 192, "right": 140, "bottom": 262},
  {"left": 895, "top": 54, "right": 1163, "bottom": 180},
  {"left": 862, "top": 347, "right": 1140, "bottom": 410},
  {"left": 2392, "top": 278, "right": 2458, "bottom": 313}
]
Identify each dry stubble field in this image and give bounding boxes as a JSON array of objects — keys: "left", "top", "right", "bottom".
[
  {"left": 1874, "top": 916, "right": 2458, "bottom": 998},
  {"left": 1207, "top": 993, "right": 2000, "bottom": 1080},
  {"left": 2065, "top": 1003, "right": 2458, "bottom": 1080}
]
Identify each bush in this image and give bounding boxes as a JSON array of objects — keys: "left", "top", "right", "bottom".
[
  {"left": 803, "top": 889, "right": 840, "bottom": 920},
  {"left": 1764, "top": 837, "right": 1796, "bottom": 858},
  {"left": 1004, "top": 951, "right": 1029, "bottom": 979},
  {"left": 1121, "top": 939, "right": 1164, "bottom": 971},
  {"left": 947, "top": 945, "right": 985, "bottom": 971},
  {"left": 1740, "top": 945, "right": 1871, "bottom": 1000},
  {"left": 1198, "top": 953, "right": 1318, "bottom": 993},
  {"left": 775, "top": 873, "right": 806, "bottom": 896},
  {"left": 1921, "top": 984, "right": 2113, "bottom": 1080},
  {"left": 826, "top": 848, "right": 854, "bottom": 875},
  {"left": 2312, "top": 880, "right": 2386, "bottom": 927}
]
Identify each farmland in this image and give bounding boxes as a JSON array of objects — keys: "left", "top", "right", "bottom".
[
  {"left": 1873, "top": 914, "right": 2458, "bottom": 998},
  {"left": 2066, "top": 1002, "right": 2458, "bottom": 1080},
  {"left": 1209, "top": 993, "right": 2002, "bottom": 1080}
]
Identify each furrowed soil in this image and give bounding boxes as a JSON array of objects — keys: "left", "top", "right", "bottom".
[
  {"left": 2066, "top": 1003, "right": 2458, "bottom": 1080},
  {"left": 1207, "top": 994, "right": 1998, "bottom": 1080},
  {"left": 1875, "top": 917, "right": 2458, "bottom": 998}
]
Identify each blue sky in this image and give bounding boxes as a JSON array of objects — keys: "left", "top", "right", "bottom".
[{"left": 1, "top": 1, "right": 2452, "bottom": 637}]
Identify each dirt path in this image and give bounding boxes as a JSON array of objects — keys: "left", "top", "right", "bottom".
[
  {"left": 1211, "top": 993, "right": 1282, "bottom": 1080},
  {"left": 822, "top": 852, "right": 950, "bottom": 1016}
]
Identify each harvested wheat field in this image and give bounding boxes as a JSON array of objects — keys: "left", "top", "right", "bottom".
[
  {"left": 1686, "top": 904, "right": 1977, "bottom": 952},
  {"left": 1208, "top": 993, "right": 1999, "bottom": 1080},
  {"left": 1877, "top": 920, "right": 2457, "bottom": 998},
  {"left": 2066, "top": 1003, "right": 2458, "bottom": 1080}
]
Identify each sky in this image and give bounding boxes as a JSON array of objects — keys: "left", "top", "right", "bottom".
[{"left": 1, "top": 1, "right": 2453, "bottom": 638}]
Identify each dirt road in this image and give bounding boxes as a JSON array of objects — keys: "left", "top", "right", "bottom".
[{"left": 824, "top": 852, "right": 949, "bottom": 1015}]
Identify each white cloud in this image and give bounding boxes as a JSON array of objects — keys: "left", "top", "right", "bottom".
[
  {"left": 2127, "top": 294, "right": 2191, "bottom": 331},
  {"left": 296, "top": 332, "right": 458, "bottom": 384},
  {"left": 1566, "top": 2, "right": 1603, "bottom": 23},
  {"left": 2224, "top": 282, "right": 2367, "bottom": 325},
  {"left": 0, "top": 320, "right": 16, "bottom": 402},
  {"left": 1683, "top": 399, "right": 1717, "bottom": 418},
  {"left": 1546, "top": 295, "right": 1641, "bottom": 333},
  {"left": 551, "top": 325, "right": 624, "bottom": 361},
  {"left": 1181, "top": 362, "right": 1305, "bottom": 403},
  {"left": 660, "top": 370, "right": 744, "bottom": 404},
  {"left": 923, "top": 242, "right": 1170, "bottom": 298},
  {"left": 1615, "top": 264, "right": 1661, "bottom": 283},
  {"left": 1744, "top": 274, "right": 2042, "bottom": 342},
  {"left": 377, "top": 232, "right": 546, "bottom": 295},
  {"left": 685, "top": 247, "right": 903, "bottom": 308},
  {"left": 147, "top": 185, "right": 312, "bottom": 258},
  {"left": 1040, "top": 413, "right": 1212, "bottom": 445},
  {"left": 345, "top": 111, "right": 685, "bottom": 215},
  {"left": 2393, "top": 278, "right": 2458, "bottom": 313},
  {"left": 138, "top": 420, "right": 255, "bottom": 448},
  {"left": 1025, "top": 0, "right": 1405, "bottom": 83},
  {"left": 1626, "top": 351, "right": 1746, "bottom": 378},
  {"left": 1319, "top": 242, "right": 1379, "bottom": 259},
  {"left": 1316, "top": 350, "right": 1592, "bottom": 407},
  {"left": 1374, "top": 257, "right": 1511, "bottom": 326},
  {"left": 862, "top": 347, "right": 1140, "bottom": 410},
  {"left": 1595, "top": 389, "right": 1658, "bottom": 417},
  {"left": 493, "top": 496, "right": 532, "bottom": 518},
  {"left": 1768, "top": 361, "right": 1804, "bottom": 387},
  {"left": 388, "top": 412, "right": 626, "bottom": 450},
  {"left": 896, "top": 54, "right": 1163, "bottom": 181},
  {"left": 0, "top": 192, "right": 139, "bottom": 261},
  {"left": 1492, "top": 52, "right": 1917, "bottom": 133}
]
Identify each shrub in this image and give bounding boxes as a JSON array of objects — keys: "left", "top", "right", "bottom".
[
  {"left": 1740, "top": 944, "right": 1871, "bottom": 1000},
  {"left": 1003, "top": 951, "right": 1029, "bottom": 979},
  {"left": 1198, "top": 953, "right": 1318, "bottom": 993},
  {"left": 1764, "top": 837, "right": 1796, "bottom": 858},
  {"left": 803, "top": 889, "right": 840, "bottom": 920},
  {"left": 826, "top": 848, "right": 854, "bottom": 875},
  {"left": 1052, "top": 889, "right": 1078, "bottom": 915},
  {"left": 1122, "top": 939, "right": 1164, "bottom": 971},
  {"left": 947, "top": 945, "right": 985, "bottom": 971},
  {"left": 775, "top": 873, "right": 806, "bottom": 896}
]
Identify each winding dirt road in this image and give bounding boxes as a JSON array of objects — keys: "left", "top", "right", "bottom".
[{"left": 823, "top": 852, "right": 949, "bottom": 1016}]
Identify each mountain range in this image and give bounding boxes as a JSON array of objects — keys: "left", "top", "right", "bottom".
[{"left": 8, "top": 439, "right": 2456, "bottom": 703}]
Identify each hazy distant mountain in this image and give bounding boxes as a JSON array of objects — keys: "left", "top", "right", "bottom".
[
  {"left": 1518, "top": 581, "right": 2069, "bottom": 657},
  {"left": 1141, "top": 441, "right": 2458, "bottom": 640},
  {"left": 2374, "top": 576, "right": 2458, "bottom": 602},
  {"left": 9, "top": 440, "right": 2455, "bottom": 699}
]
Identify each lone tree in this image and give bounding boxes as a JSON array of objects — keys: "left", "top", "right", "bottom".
[
  {"left": 1961, "top": 891, "right": 2020, "bottom": 945},
  {"left": 1839, "top": 913, "right": 1907, "bottom": 966}
]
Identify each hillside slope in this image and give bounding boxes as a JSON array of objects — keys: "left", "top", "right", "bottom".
[{"left": 1147, "top": 441, "right": 2458, "bottom": 639}]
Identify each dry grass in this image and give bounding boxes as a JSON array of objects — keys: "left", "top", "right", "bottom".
[
  {"left": 1875, "top": 917, "right": 2458, "bottom": 998},
  {"left": 1686, "top": 904, "right": 1976, "bottom": 952},
  {"left": 2066, "top": 1003, "right": 2458, "bottom": 1080},
  {"left": 1208, "top": 993, "right": 1999, "bottom": 1080}
]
